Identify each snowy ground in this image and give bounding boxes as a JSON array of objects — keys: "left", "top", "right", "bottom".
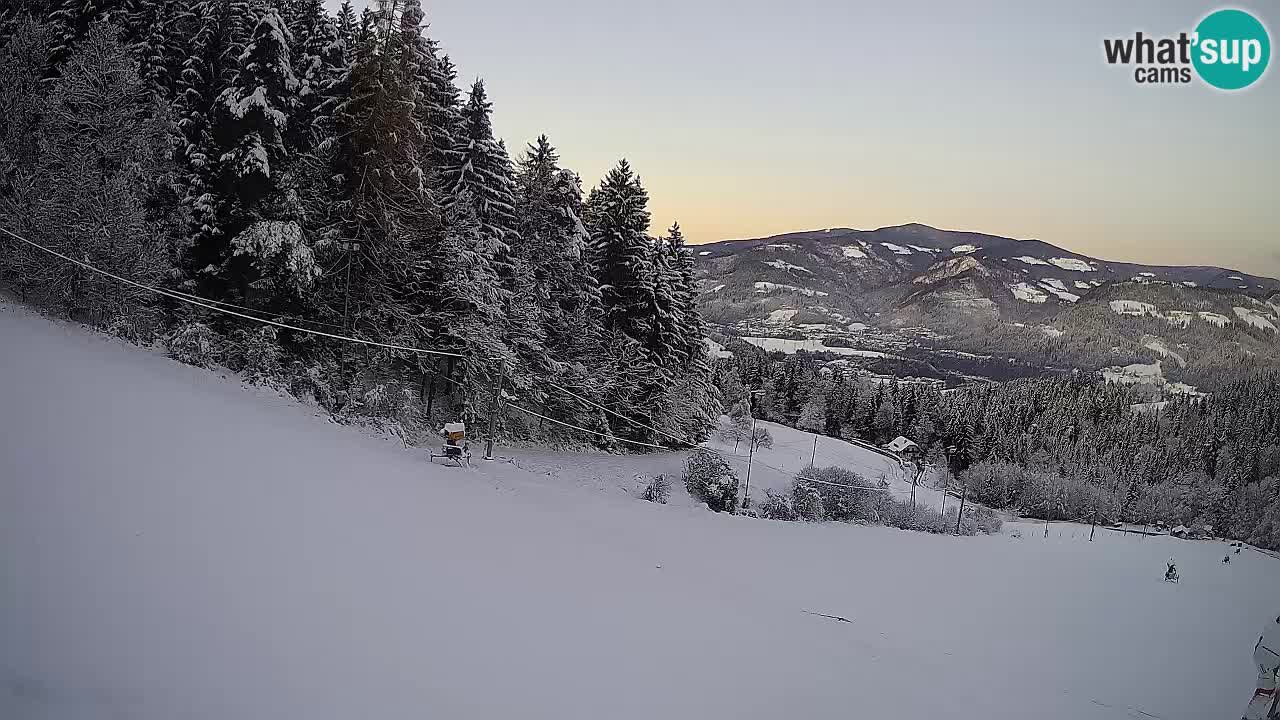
[{"left": 3, "top": 301, "right": 1279, "bottom": 720}]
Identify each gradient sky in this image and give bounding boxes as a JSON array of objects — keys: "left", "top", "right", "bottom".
[{"left": 329, "top": 1, "right": 1279, "bottom": 278}]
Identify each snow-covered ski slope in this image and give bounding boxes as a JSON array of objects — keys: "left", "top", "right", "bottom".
[{"left": 2, "top": 301, "right": 1278, "bottom": 720}]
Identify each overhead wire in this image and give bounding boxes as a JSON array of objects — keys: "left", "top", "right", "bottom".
[
  {"left": 2, "top": 225, "right": 915, "bottom": 477},
  {"left": 0, "top": 227, "right": 464, "bottom": 359}
]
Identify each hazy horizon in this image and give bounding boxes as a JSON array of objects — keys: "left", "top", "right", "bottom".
[{"left": 326, "top": 1, "right": 1280, "bottom": 279}]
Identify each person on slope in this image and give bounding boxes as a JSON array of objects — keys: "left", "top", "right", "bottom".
[{"left": 1243, "top": 615, "right": 1280, "bottom": 720}]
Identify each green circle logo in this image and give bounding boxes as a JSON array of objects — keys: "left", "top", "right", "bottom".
[{"left": 1192, "top": 9, "right": 1270, "bottom": 90}]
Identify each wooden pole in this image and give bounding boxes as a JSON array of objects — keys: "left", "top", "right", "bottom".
[
  {"left": 810, "top": 434, "right": 818, "bottom": 467},
  {"left": 744, "top": 414, "right": 757, "bottom": 509},
  {"left": 1090, "top": 506, "right": 1097, "bottom": 542},
  {"left": 954, "top": 478, "right": 967, "bottom": 534},
  {"left": 484, "top": 362, "right": 505, "bottom": 461}
]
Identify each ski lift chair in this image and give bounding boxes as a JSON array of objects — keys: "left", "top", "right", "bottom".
[{"left": 430, "top": 422, "right": 471, "bottom": 467}]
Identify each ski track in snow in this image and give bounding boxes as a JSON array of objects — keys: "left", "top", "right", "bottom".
[{"left": 1, "top": 301, "right": 1276, "bottom": 720}]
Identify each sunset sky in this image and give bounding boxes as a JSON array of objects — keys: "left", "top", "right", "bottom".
[{"left": 328, "top": 1, "right": 1279, "bottom": 278}]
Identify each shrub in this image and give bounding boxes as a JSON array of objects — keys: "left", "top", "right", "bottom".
[
  {"left": 226, "top": 326, "right": 282, "bottom": 382},
  {"left": 793, "top": 466, "right": 891, "bottom": 523},
  {"left": 758, "top": 488, "right": 796, "bottom": 520},
  {"left": 886, "top": 500, "right": 950, "bottom": 533},
  {"left": 683, "top": 449, "right": 739, "bottom": 513},
  {"left": 641, "top": 474, "right": 671, "bottom": 504},
  {"left": 972, "top": 506, "right": 1003, "bottom": 535},
  {"left": 791, "top": 481, "right": 825, "bottom": 521},
  {"left": 165, "top": 321, "right": 220, "bottom": 367}
]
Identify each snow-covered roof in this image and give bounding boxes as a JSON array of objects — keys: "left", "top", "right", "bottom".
[
  {"left": 885, "top": 436, "right": 919, "bottom": 453},
  {"left": 1171, "top": 525, "right": 1188, "bottom": 533}
]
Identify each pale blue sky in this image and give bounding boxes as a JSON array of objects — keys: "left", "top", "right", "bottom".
[{"left": 329, "top": 1, "right": 1279, "bottom": 277}]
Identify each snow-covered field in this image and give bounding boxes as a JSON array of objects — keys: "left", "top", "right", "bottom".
[
  {"left": 3, "top": 301, "right": 1279, "bottom": 720},
  {"left": 740, "top": 336, "right": 890, "bottom": 358}
]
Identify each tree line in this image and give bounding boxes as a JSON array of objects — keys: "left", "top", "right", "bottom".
[{"left": 0, "top": 0, "right": 720, "bottom": 446}]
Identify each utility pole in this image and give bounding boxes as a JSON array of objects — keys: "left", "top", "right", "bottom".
[
  {"left": 1044, "top": 489, "right": 1052, "bottom": 539},
  {"left": 940, "top": 467, "right": 948, "bottom": 517},
  {"left": 1090, "top": 505, "right": 1098, "bottom": 542},
  {"left": 484, "top": 362, "right": 505, "bottom": 461},
  {"left": 744, "top": 413, "right": 757, "bottom": 509},
  {"left": 810, "top": 435, "right": 818, "bottom": 467},
  {"left": 743, "top": 389, "right": 763, "bottom": 511},
  {"left": 910, "top": 467, "right": 917, "bottom": 510},
  {"left": 955, "top": 476, "right": 967, "bottom": 534}
]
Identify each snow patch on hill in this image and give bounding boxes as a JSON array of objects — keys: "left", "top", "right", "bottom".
[
  {"left": 1010, "top": 282, "right": 1048, "bottom": 303},
  {"left": 1143, "top": 338, "right": 1186, "bottom": 368},
  {"left": 704, "top": 338, "right": 734, "bottom": 359},
  {"left": 754, "top": 282, "right": 827, "bottom": 297},
  {"left": 1038, "top": 279, "right": 1080, "bottom": 303},
  {"left": 764, "top": 259, "right": 811, "bottom": 274},
  {"left": 1110, "top": 300, "right": 1159, "bottom": 317},
  {"left": 1199, "top": 312, "right": 1231, "bottom": 327},
  {"left": 1015, "top": 256, "right": 1049, "bottom": 266},
  {"left": 880, "top": 242, "right": 912, "bottom": 255},
  {"left": 768, "top": 308, "right": 798, "bottom": 322},
  {"left": 908, "top": 245, "right": 940, "bottom": 253},
  {"left": 840, "top": 244, "right": 867, "bottom": 259},
  {"left": 950, "top": 244, "right": 978, "bottom": 254},
  {"left": 767, "top": 243, "right": 798, "bottom": 251},
  {"left": 1074, "top": 281, "right": 1093, "bottom": 290},
  {"left": 1049, "top": 257, "right": 1095, "bottom": 272},
  {"left": 1234, "top": 307, "right": 1278, "bottom": 333}
]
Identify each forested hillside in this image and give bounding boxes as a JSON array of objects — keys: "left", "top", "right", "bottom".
[
  {"left": 716, "top": 349, "right": 1280, "bottom": 547},
  {"left": 0, "top": 0, "right": 719, "bottom": 446}
]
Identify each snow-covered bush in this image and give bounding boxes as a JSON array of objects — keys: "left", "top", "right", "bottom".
[
  {"left": 791, "top": 481, "right": 825, "bottom": 521},
  {"left": 165, "top": 321, "right": 221, "bottom": 367},
  {"left": 640, "top": 474, "right": 670, "bottom": 504},
  {"left": 972, "top": 506, "right": 1003, "bottom": 535},
  {"left": 279, "top": 359, "right": 336, "bottom": 409},
  {"left": 226, "top": 326, "right": 282, "bottom": 382},
  {"left": 885, "top": 501, "right": 949, "bottom": 533},
  {"left": 758, "top": 488, "right": 796, "bottom": 521},
  {"left": 683, "top": 449, "right": 739, "bottom": 513},
  {"left": 793, "top": 466, "right": 890, "bottom": 523}
]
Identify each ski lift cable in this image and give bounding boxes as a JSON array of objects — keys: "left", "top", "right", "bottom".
[
  {"left": 161, "top": 285, "right": 348, "bottom": 330},
  {"left": 416, "top": 360, "right": 675, "bottom": 451},
  {"left": 2, "top": 227, "right": 924, "bottom": 471},
  {"left": 542, "top": 379, "right": 699, "bottom": 449},
  {"left": 0, "top": 227, "right": 465, "bottom": 359}
]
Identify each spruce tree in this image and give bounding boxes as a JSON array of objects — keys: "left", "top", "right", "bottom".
[{"left": 585, "top": 159, "right": 654, "bottom": 343}]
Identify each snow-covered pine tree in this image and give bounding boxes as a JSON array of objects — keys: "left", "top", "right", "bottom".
[
  {"left": 318, "top": 0, "right": 434, "bottom": 349},
  {"left": 515, "top": 135, "right": 602, "bottom": 364},
  {"left": 584, "top": 159, "right": 654, "bottom": 343},
  {"left": 420, "top": 45, "right": 463, "bottom": 189},
  {"left": 174, "top": 0, "right": 253, "bottom": 276},
  {"left": 663, "top": 222, "right": 720, "bottom": 437},
  {"left": 278, "top": 0, "right": 340, "bottom": 151},
  {"left": 6, "top": 21, "right": 172, "bottom": 328},
  {"left": 444, "top": 80, "right": 546, "bottom": 399},
  {"left": 333, "top": 0, "right": 356, "bottom": 48},
  {"left": 189, "top": 5, "right": 314, "bottom": 306}
]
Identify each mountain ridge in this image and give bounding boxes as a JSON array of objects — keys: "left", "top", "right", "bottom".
[{"left": 698, "top": 223, "right": 1280, "bottom": 286}]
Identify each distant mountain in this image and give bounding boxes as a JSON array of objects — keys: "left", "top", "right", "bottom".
[{"left": 694, "top": 224, "right": 1280, "bottom": 391}]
